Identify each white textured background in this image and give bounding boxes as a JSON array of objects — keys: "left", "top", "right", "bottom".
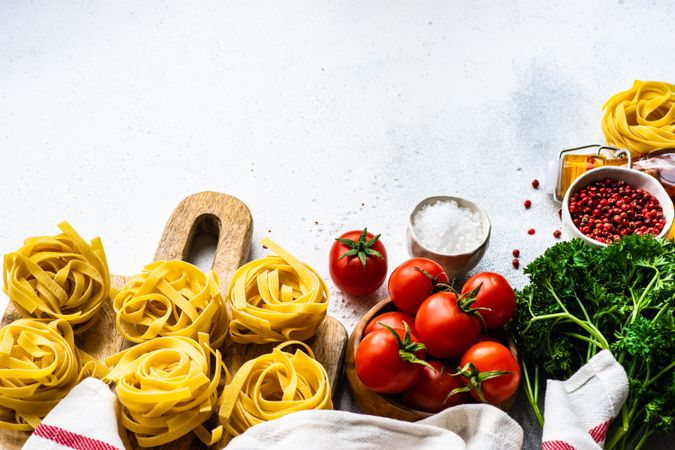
[{"left": 1, "top": 1, "right": 673, "bottom": 448}]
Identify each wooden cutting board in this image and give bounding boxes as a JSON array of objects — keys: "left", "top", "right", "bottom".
[{"left": 0, "top": 191, "right": 348, "bottom": 450}]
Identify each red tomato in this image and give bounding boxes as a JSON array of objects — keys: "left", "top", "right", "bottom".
[
  {"left": 364, "top": 311, "right": 416, "bottom": 336},
  {"left": 402, "top": 361, "right": 468, "bottom": 412},
  {"left": 414, "top": 292, "right": 482, "bottom": 359},
  {"left": 461, "top": 272, "right": 516, "bottom": 330},
  {"left": 355, "top": 326, "right": 427, "bottom": 393},
  {"left": 329, "top": 228, "right": 387, "bottom": 297},
  {"left": 458, "top": 341, "right": 520, "bottom": 404},
  {"left": 388, "top": 258, "right": 449, "bottom": 315}
]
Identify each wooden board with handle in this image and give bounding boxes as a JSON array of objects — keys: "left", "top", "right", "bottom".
[{"left": 0, "top": 191, "right": 348, "bottom": 450}]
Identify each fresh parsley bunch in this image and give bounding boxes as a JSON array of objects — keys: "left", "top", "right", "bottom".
[{"left": 510, "top": 234, "right": 675, "bottom": 450}]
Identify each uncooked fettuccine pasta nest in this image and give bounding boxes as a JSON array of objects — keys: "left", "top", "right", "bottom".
[
  {"left": 0, "top": 319, "right": 101, "bottom": 431},
  {"left": 113, "top": 260, "right": 228, "bottom": 347},
  {"left": 227, "top": 238, "right": 328, "bottom": 344},
  {"left": 104, "top": 334, "right": 227, "bottom": 447},
  {"left": 219, "top": 341, "right": 332, "bottom": 442},
  {"left": 602, "top": 80, "right": 675, "bottom": 155},
  {"left": 3, "top": 222, "right": 111, "bottom": 334}
]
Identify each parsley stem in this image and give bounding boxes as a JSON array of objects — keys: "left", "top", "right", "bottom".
[
  {"left": 645, "top": 360, "right": 675, "bottom": 388},
  {"left": 546, "top": 281, "right": 569, "bottom": 314},
  {"left": 633, "top": 429, "right": 655, "bottom": 450},
  {"left": 605, "top": 423, "right": 625, "bottom": 450},
  {"left": 521, "top": 359, "right": 544, "bottom": 427},
  {"left": 528, "top": 312, "right": 609, "bottom": 350},
  {"left": 630, "top": 269, "right": 659, "bottom": 323},
  {"left": 569, "top": 292, "right": 596, "bottom": 360},
  {"left": 561, "top": 331, "right": 604, "bottom": 349},
  {"left": 534, "top": 365, "right": 539, "bottom": 408},
  {"left": 652, "top": 303, "right": 668, "bottom": 321},
  {"left": 572, "top": 292, "right": 592, "bottom": 325}
]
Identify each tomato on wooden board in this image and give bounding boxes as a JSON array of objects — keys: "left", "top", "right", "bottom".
[
  {"left": 364, "top": 311, "right": 416, "bottom": 336},
  {"left": 402, "top": 360, "right": 468, "bottom": 413},
  {"left": 388, "top": 258, "right": 449, "bottom": 315},
  {"left": 414, "top": 291, "right": 482, "bottom": 359},
  {"left": 461, "top": 272, "right": 516, "bottom": 330},
  {"left": 329, "top": 228, "right": 387, "bottom": 297},
  {"left": 355, "top": 324, "right": 430, "bottom": 394},
  {"left": 455, "top": 341, "right": 520, "bottom": 404}
]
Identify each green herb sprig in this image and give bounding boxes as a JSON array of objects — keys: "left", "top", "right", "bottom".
[{"left": 510, "top": 235, "right": 675, "bottom": 450}]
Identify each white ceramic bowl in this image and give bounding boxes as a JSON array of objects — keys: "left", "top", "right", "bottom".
[
  {"left": 561, "top": 166, "right": 675, "bottom": 247},
  {"left": 406, "top": 195, "right": 491, "bottom": 278}
]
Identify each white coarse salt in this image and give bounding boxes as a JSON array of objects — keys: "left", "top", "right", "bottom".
[{"left": 413, "top": 200, "right": 484, "bottom": 254}]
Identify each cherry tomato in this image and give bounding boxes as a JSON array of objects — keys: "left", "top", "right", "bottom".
[
  {"left": 355, "top": 325, "right": 428, "bottom": 393},
  {"left": 414, "top": 292, "right": 482, "bottom": 359},
  {"left": 388, "top": 258, "right": 449, "bottom": 315},
  {"left": 364, "top": 311, "right": 416, "bottom": 336},
  {"left": 329, "top": 228, "right": 387, "bottom": 297},
  {"left": 461, "top": 272, "right": 516, "bottom": 330},
  {"left": 402, "top": 361, "right": 468, "bottom": 412},
  {"left": 458, "top": 341, "right": 520, "bottom": 404}
]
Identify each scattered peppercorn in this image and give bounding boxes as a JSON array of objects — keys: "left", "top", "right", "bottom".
[
  {"left": 532, "top": 179, "right": 540, "bottom": 189},
  {"left": 524, "top": 200, "right": 532, "bottom": 209},
  {"left": 512, "top": 249, "right": 520, "bottom": 257},
  {"left": 553, "top": 230, "right": 562, "bottom": 239},
  {"left": 512, "top": 258, "right": 520, "bottom": 269},
  {"left": 528, "top": 228, "right": 536, "bottom": 235}
]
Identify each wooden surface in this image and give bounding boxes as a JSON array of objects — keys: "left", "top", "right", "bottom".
[
  {"left": 0, "top": 191, "right": 348, "bottom": 450},
  {"left": 345, "top": 297, "right": 517, "bottom": 422}
]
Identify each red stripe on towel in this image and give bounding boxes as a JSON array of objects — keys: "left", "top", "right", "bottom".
[
  {"left": 589, "top": 420, "right": 610, "bottom": 442},
  {"left": 542, "top": 441, "right": 576, "bottom": 450},
  {"left": 33, "top": 423, "right": 120, "bottom": 450}
]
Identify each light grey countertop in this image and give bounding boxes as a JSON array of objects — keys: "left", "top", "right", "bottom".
[{"left": 1, "top": 2, "right": 673, "bottom": 448}]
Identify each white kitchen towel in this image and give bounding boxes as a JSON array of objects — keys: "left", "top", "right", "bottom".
[
  {"left": 22, "top": 377, "right": 124, "bottom": 450},
  {"left": 21, "top": 379, "right": 522, "bottom": 450},
  {"left": 542, "top": 350, "right": 628, "bottom": 450},
  {"left": 20, "top": 351, "right": 628, "bottom": 450},
  {"left": 225, "top": 404, "right": 524, "bottom": 450}
]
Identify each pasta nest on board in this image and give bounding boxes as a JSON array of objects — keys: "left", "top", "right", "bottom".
[
  {"left": 0, "top": 319, "right": 106, "bottom": 431},
  {"left": 227, "top": 238, "right": 328, "bottom": 344},
  {"left": 218, "top": 341, "right": 332, "bottom": 442},
  {"left": 113, "top": 260, "right": 228, "bottom": 347},
  {"left": 104, "top": 334, "right": 227, "bottom": 447},
  {"left": 3, "top": 222, "right": 110, "bottom": 334}
]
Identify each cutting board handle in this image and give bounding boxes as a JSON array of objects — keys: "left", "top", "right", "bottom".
[{"left": 153, "top": 191, "right": 253, "bottom": 288}]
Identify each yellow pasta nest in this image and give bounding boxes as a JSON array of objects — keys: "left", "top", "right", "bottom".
[
  {"left": 219, "top": 341, "right": 332, "bottom": 441},
  {"left": 104, "top": 334, "right": 226, "bottom": 447},
  {"left": 0, "top": 319, "right": 82, "bottom": 430},
  {"left": 3, "top": 221, "right": 110, "bottom": 334},
  {"left": 113, "top": 260, "right": 228, "bottom": 347},
  {"left": 602, "top": 80, "right": 675, "bottom": 155},
  {"left": 227, "top": 238, "right": 329, "bottom": 344}
]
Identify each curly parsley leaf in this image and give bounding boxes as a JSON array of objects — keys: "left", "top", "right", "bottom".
[{"left": 510, "top": 235, "right": 675, "bottom": 450}]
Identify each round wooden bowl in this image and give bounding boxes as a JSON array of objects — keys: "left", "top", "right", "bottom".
[{"left": 345, "top": 298, "right": 519, "bottom": 421}]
